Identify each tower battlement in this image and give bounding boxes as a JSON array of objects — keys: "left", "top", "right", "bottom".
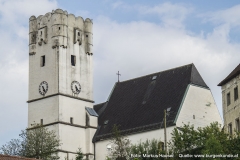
[{"left": 29, "top": 9, "right": 93, "bottom": 55}]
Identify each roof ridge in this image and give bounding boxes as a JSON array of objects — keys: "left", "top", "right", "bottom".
[
  {"left": 190, "top": 63, "right": 194, "bottom": 83},
  {"left": 218, "top": 63, "right": 240, "bottom": 86},
  {"left": 119, "top": 63, "right": 193, "bottom": 84}
]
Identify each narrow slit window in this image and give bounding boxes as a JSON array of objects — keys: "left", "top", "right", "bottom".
[
  {"left": 193, "top": 115, "right": 195, "bottom": 119},
  {"left": 41, "top": 55, "right": 45, "bottom": 67},
  {"left": 78, "top": 32, "right": 80, "bottom": 36},
  {"left": 70, "top": 117, "right": 73, "bottom": 124},
  {"left": 227, "top": 93, "right": 231, "bottom": 106},
  {"left": 236, "top": 118, "right": 240, "bottom": 132},
  {"left": 86, "top": 114, "right": 89, "bottom": 126},
  {"left": 234, "top": 87, "right": 238, "bottom": 101},
  {"left": 228, "top": 123, "right": 232, "bottom": 135},
  {"left": 40, "top": 119, "right": 43, "bottom": 125},
  {"left": 86, "top": 35, "right": 88, "bottom": 37},
  {"left": 71, "top": 55, "right": 76, "bottom": 66},
  {"left": 59, "top": 27, "right": 60, "bottom": 30}
]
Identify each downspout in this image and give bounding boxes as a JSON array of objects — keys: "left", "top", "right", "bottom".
[{"left": 94, "top": 142, "right": 96, "bottom": 160}]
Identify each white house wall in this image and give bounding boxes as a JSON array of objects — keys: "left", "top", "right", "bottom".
[
  {"left": 95, "top": 126, "right": 175, "bottom": 160},
  {"left": 176, "top": 84, "right": 222, "bottom": 128}
]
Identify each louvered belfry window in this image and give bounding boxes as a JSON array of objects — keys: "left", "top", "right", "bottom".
[{"left": 71, "top": 55, "right": 76, "bottom": 66}]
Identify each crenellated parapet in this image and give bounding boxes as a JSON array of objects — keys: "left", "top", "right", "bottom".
[
  {"left": 29, "top": 9, "right": 93, "bottom": 55},
  {"left": 84, "top": 18, "right": 93, "bottom": 55}
]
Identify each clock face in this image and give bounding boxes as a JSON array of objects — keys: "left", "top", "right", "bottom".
[
  {"left": 39, "top": 81, "right": 48, "bottom": 95},
  {"left": 71, "top": 81, "right": 81, "bottom": 94}
]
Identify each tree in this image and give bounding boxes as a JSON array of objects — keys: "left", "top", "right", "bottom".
[
  {"left": 201, "top": 135, "right": 223, "bottom": 160},
  {"left": 0, "top": 123, "right": 61, "bottom": 160},
  {"left": 75, "top": 148, "right": 84, "bottom": 160},
  {"left": 168, "top": 123, "right": 201, "bottom": 159},
  {"left": 168, "top": 122, "right": 236, "bottom": 160},
  {"left": 130, "top": 139, "right": 165, "bottom": 160},
  {"left": 108, "top": 124, "right": 131, "bottom": 160}
]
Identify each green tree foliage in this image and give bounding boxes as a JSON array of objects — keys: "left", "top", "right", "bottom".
[
  {"left": 109, "top": 124, "right": 131, "bottom": 160},
  {"left": 226, "top": 131, "right": 240, "bottom": 156},
  {"left": 168, "top": 122, "right": 240, "bottom": 160},
  {"left": 130, "top": 139, "right": 165, "bottom": 160},
  {"left": 75, "top": 148, "right": 84, "bottom": 160},
  {"left": 0, "top": 123, "right": 61, "bottom": 160},
  {"left": 169, "top": 123, "right": 199, "bottom": 157},
  {"left": 201, "top": 135, "right": 223, "bottom": 160}
]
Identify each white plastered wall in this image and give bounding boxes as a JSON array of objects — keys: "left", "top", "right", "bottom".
[
  {"left": 28, "top": 96, "right": 59, "bottom": 126},
  {"left": 95, "top": 126, "right": 175, "bottom": 160},
  {"left": 58, "top": 95, "right": 93, "bottom": 126},
  {"left": 58, "top": 95, "right": 95, "bottom": 155},
  {"left": 176, "top": 84, "right": 223, "bottom": 128}
]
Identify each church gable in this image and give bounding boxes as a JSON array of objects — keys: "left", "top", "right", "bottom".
[
  {"left": 94, "top": 63, "right": 209, "bottom": 141},
  {"left": 175, "top": 84, "right": 222, "bottom": 128}
]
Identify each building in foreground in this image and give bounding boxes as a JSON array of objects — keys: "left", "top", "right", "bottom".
[
  {"left": 27, "top": 9, "right": 96, "bottom": 160},
  {"left": 93, "top": 63, "right": 222, "bottom": 160},
  {"left": 27, "top": 9, "right": 222, "bottom": 160},
  {"left": 218, "top": 64, "right": 240, "bottom": 135}
]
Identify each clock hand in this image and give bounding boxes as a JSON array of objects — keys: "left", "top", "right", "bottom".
[
  {"left": 75, "top": 85, "right": 79, "bottom": 92},
  {"left": 42, "top": 86, "right": 46, "bottom": 92}
]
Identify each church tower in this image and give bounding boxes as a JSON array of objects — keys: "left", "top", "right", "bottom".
[{"left": 28, "top": 9, "right": 97, "bottom": 160}]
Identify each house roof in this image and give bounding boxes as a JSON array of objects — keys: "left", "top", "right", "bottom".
[
  {"left": 218, "top": 64, "right": 240, "bottom": 86},
  {"left": 93, "top": 64, "right": 209, "bottom": 142},
  {"left": 0, "top": 154, "right": 39, "bottom": 160},
  {"left": 93, "top": 102, "right": 106, "bottom": 116}
]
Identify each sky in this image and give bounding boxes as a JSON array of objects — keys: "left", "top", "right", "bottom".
[{"left": 0, "top": 0, "right": 240, "bottom": 147}]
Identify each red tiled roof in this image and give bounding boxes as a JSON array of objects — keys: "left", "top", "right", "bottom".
[{"left": 0, "top": 154, "right": 39, "bottom": 160}]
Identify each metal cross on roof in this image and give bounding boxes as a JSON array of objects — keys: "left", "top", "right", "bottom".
[{"left": 116, "top": 71, "right": 121, "bottom": 82}]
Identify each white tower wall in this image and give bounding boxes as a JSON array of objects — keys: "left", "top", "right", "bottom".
[{"left": 28, "top": 9, "right": 96, "bottom": 160}]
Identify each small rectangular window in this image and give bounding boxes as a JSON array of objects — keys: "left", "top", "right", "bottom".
[
  {"left": 70, "top": 117, "right": 73, "bottom": 124},
  {"left": 86, "top": 114, "right": 89, "bottom": 126},
  {"left": 236, "top": 118, "right": 240, "bottom": 132},
  {"left": 234, "top": 87, "right": 238, "bottom": 101},
  {"left": 227, "top": 93, "right": 231, "bottom": 106},
  {"left": 40, "top": 119, "right": 43, "bottom": 125},
  {"left": 41, "top": 55, "right": 45, "bottom": 67},
  {"left": 71, "top": 55, "right": 76, "bottom": 66},
  {"left": 228, "top": 123, "right": 232, "bottom": 135}
]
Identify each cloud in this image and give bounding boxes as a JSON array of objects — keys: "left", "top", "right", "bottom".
[
  {"left": 93, "top": 13, "right": 240, "bottom": 120},
  {"left": 112, "top": 1, "right": 125, "bottom": 9},
  {"left": 111, "top": 2, "right": 193, "bottom": 28},
  {"left": 202, "top": 4, "right": 240, "bottom": 27},
  {"left": 0, "top": 0, "right": 58, "bottom": 147},
  {"left": 138, "top": 2, "right": 193, "bottom": 28}
]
